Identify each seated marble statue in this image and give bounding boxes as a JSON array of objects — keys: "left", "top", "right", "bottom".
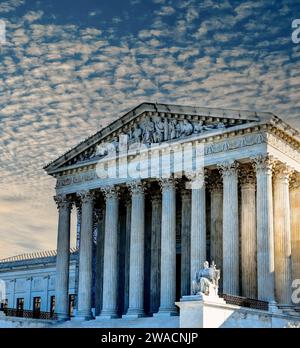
[{"left": 192, "top": 261, "right": 220, "bottom": 296}]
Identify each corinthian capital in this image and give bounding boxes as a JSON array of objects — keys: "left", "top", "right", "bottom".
[
  {"left": 185, "top": 169, "right": 207, "bottom": 189},
  {"left": 273, "top": 163, "right": 294, "bottom": 182},
  {"left": 54, "top": 194, "right": 73, "bottom": 210},
  {"left": 290, "top": 172, "right": 300, "bottom": 190},
  {"left": 218, "top": 161, "right": 239, "bottom": 178},
  {"left": 158, "top": 177, "right": 177, "bottom": 191},
  {"left": 77, "top": 190, "right": 95, "bottom": 204},
  {"left": 101, "top": 185, "right": 120, "bottom": 199},
  {"left": 251, "top": 154, "right": 275, "bottom": 175},
  {"left": 127, "top": 180, "right": 146, "bottom": 196}
]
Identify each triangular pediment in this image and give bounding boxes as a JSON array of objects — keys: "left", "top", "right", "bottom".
[{"left": 44, "top": 102, "right": 276, "bottom": 174}]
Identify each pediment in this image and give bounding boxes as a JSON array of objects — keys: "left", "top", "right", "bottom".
[{"left": 44, "top": 103, "right": 269, "bottom": 174}]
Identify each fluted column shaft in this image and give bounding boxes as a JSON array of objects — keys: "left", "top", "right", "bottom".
[
  {"left": 273, "top": 164, "right": 293, "bottom": 305},
  {"left": 156, "top": 178, "right": 177, "bottom": 316},
  {"left": 209, "top": 173, "right": 223, "bottom": 275},
  {"left": 76, "top": 191, "right": 94, "bottom": 320},
  {"left": 240, "top": 167, "right": 257, "bottom": 298},
  {"left": 290, "top": 173, "right": 300, "bottom": 282},
  {"left": 54, "top": 195, "right": 72, "bottom": 321},
  {"left": 188, "top": 172, "right": 206, "bottom": 292},
  {"left": 125, "top": 181, "right": 145, "bottom": 317},
  {"left": 99, "top": 187, "right": 119, "bottom": 319},
  {"left": 124, "top": 200, "right": 131, "bottom": 314},
  {"left": 253, "top": 155, "right": 276, "bottom": 303},
  {"left": 181, "top": 190, "right": 191, "bottom": 296},
  {"left": 219, "top": 162, "right": 239, "bottom": 295},
  {"left": 150, "top": 193, "right": 162, "bottom": 314},
  {"left": 95, "top": 208, "right": 105, "bottom": 316}
]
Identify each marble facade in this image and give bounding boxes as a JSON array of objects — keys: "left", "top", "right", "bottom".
[
  {"left": 0, "top": 250, "right": 77, "bottom": 313},
  {"left": 44, "top": 103, "right": 300, "bottom": 321}
]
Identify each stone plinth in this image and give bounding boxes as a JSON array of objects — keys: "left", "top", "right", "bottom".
[
  {"left": 176, "top": 295, "right": 300, "bottom": 328},
  {"left": 176, "top": 295, "right": 227, "bottom": 328}
]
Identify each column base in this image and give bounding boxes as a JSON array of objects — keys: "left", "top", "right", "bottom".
[
  {"left": 96, "top": 309, "right": 119, "bottom": 320},
  {"left": 73, "top": 311, "right": 94, "bottom": 321},
  {"left": 154, "top": 307, "right": 178, "bottom": 317},
  {"left": 122, "top": 308, "right": 145, "bottom": 319},
  {"left": 56, "top": 313, "right": 70, "bottom": 321},
  {"left": 268, "top": 300, "right": 281, "bottom": 314}
]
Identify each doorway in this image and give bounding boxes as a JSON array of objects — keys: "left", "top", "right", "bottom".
[{"left": 33, "top": 297, "right": 41, "bottom": 318}]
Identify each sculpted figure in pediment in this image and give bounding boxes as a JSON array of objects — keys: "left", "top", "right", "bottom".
[
  {"left": 142, "top": 117, "right": 155, "bottom": 143},
  {"left": 153, "top": 116, "right": 165, "bottom": 143},
  {"left": 169, "top": 119, "right": 177, "bottom": 140},
  {"left": 180, "top": 119, "right": 194, "bottom": 137}
]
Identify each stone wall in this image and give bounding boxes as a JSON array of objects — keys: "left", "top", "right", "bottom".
[{"left": 176, "top": 296, "right": 300, "bottom": 328}]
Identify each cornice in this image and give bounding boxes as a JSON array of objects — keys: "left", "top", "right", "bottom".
[
  {"left": 54, "top": 123, "right": 300, "bottom": 190},
  {"left": 51, "top": 120, "right": 265, "bottom": 177},
  {"left": 44, "top": 103, "right": 263, "bottom": 173}
]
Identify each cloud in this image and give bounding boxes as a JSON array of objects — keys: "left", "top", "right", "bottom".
[
  {"left": 0, "top": 0, "right": 24, "bottom": 14},
  {"left": 155, "top": 6, "right": 176, "bottom": 16},
  {"left": 0, "top": 0, "right": 299, "bottom": 259}
]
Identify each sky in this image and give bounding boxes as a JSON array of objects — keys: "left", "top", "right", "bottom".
[{"left": 0, "top": 0, "right": 299, "bottom": 259}]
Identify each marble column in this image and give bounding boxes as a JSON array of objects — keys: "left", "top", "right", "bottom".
[
  {"left": 123, "top": 199, "right": 131, "bottom": 314},
  {"left": 252, "top": 155, "right": 276, "bottom": 304},
  {"left": 290, "top": 173, "right": 300, "bottom": 282},
  {"left": 150, "top": 193, "right": 162, "bottom": 314},
  {"left": 209, "top": 172, "right": 223, "bottom": 274},
  {"left": 95, "top": 207, "right": 105, "bottom": 316},
  {"left": 181, "top": 189, "right": 191, "bottom": 296},
  {"left": 76, "top": 191, "right": 94, "bottom": 320},
  {"left": 219, "top": 161, "right": 239, "bottom": 295},
  {"left": 240, "top": 165, "right": 257, "bottom": 299},
  {"left": 74, "top": 202, "right": 81, "bottom": 313},
  {"left": 124, "top": 181, "right": 146, "bottom": 318},
  {"left": 98, "top": 186, "right": 119, "bottom": 319},
  {"left": 54, "top": 194, "right": 72, "bottom": 321},
  {"left": 273, "top": 163, "right": 293, "bottom": 305},
  {"left": 156, "top": 178, "right": 177, "bottom": 316},
  {"left": 76, "top": 203, "right": 81, "bottom": 249},
  {"left": 187, "top": 171, "right": 206, "bottom": 292}
]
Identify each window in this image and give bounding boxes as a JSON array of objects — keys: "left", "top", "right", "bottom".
[
  {"left": 0, "top": 299, "right": 8, "bottom": 311},
  {"left": 16, "top": 298, "right": 24, "bottom": 317},
  {"left": 33, "top": 297, "right": 41, "bottom": 318},
  {"left": 69, "top": 294, "right": 76, "bottom": 317},
  {"left": 50, "top": 296, "right": 55, "bottom": 317}
]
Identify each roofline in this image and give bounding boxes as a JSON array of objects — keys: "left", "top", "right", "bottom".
[
  {"left": 43, "top": 102, "right": 296, "bottom": 174},
  {"left": 0, "top": 248, "right": 78, "bottom": 264}
]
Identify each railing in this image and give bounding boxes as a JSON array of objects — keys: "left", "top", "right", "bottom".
[
  {"left": 220, "top": 293, "right": 269, "bottom": 311},
  {"left": 2, "top": 308, "right": 57, "bottom": 320}
]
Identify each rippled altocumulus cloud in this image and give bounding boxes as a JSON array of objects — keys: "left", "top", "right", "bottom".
[{"left": 0, "top": 0, "right": 299, "bottom": 258}]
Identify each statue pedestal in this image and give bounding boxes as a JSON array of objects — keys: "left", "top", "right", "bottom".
[
  {"left": 0, "top": 311, "right": 5, "bottom": 318},
  {"left": 175, "top": 294, "right": 235, "bottom": 328}
]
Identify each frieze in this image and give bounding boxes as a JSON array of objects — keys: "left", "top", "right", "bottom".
[
  {"left": 266, "top": 133, "right": 300, "bottom": 162},
  {"left": 204, "top": 132, "right": 267, "bottom": 156},
  {"left": 56, "top": 171, "right": 98, "bottom": 189},
  {"left": 56, "top": 132, "right": 269, "bottom": 189}
]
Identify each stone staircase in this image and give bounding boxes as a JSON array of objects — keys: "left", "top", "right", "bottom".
[
  {"left": 56, "top": 316, "right": 180, "bottom": 328},
  {"left": 279, "top": 306, "right": 300, "bottom": 318}
]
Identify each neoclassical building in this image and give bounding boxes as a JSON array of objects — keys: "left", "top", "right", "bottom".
[
  {"left": 44, "top": 103, "right": 300, "bottom": 321},
  {"left": 0, "top": 249, "right": 77, "bottom": 315}
]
